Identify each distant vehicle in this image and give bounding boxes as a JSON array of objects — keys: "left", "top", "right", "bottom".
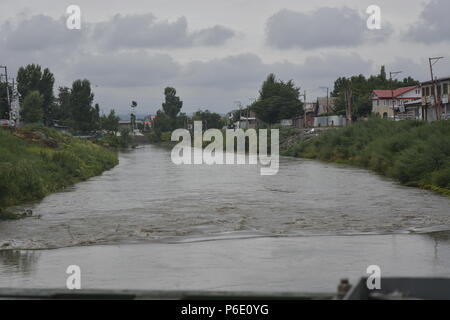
[{"left": 0, "top": 119, "right": 13, "bottom": 128}]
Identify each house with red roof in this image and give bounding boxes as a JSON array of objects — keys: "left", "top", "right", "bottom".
[{"left": 371, "top": 86, "right": 421, "bottom": 119}]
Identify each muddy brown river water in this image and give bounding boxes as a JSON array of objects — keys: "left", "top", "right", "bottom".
[{"left": 1, "top": 145, "right": 450, "bottom": 292}]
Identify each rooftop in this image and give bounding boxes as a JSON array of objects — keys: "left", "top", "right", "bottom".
[
  {"left": 421, "top": 77, "right": 450, "bottom": 86},
  {"left": 372, "top": 86, "right": 418, "bottom": 99}
]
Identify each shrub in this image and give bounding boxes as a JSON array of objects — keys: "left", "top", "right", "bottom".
[
  {"left": 282, "top": 118, "right": 450, "bottom": 195},
  {"left": 0, "top": 127, "right": 118, "bottom": 209}
]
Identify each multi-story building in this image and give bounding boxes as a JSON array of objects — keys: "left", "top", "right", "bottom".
[
  {"left": 371, "top": 86, "right": 421, "bottom": 119},
  {"left": 421, "top": 77, "right": 450, "bottom": 121}
]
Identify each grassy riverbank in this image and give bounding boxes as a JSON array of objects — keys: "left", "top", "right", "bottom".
[
  {"left": 0, "top": 125, "right": 118, "bottom": 213},
  {"left": 281, "top": 118, "right": 450, "bottom": 196}
]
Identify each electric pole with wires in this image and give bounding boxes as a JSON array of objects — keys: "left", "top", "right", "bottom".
[
  {"left": 429, "top": 57, "right": 444, "bottom": 120},
  {"left": 390, "top": 71, "right": 402, "bottom": 121}
]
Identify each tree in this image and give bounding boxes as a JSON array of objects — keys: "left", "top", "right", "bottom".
[
  {"left": 153, "top": 87, "right": 184, "bottom": 134},
  {"left": 0, "top": 82, "right": 12, "bottom": 119},
  {"left": 192, "top": 110, "right": 224, "bottom": 129},
  {"left": 100, "top": 109, "right": 120, "bottom": 134},
  {"left": 69, "top": 79, "right": 96, "bottom": 133},
  {"left": 153, "top": 110, "right": 174, "bottom": 133},
  {"left": 51, "top": 86, "right": 71, "bottom": 124},
  {"left": 17, "top": 64, "right": 54, "bottom": 124},
  {"left": 380, "top": 65, "right": 387, "bottom": 81},
  {"left": 331, "top": 70, "right": 420, "bottom": 117},
  {"left": 21, "top": 91, "right": 44, "bottom": 123},
  {"left": 162, "top": 87, "right": 183, "bottom": 119},
  {"left": 251, "top": 74, "right": 303, "bottom": 125}
]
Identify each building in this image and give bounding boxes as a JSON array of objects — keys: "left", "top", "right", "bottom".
[
  {"left": 234, "top": 111, "right": 257, "bottom": 129},
  {"left": 316, "top": 97, "right": 337, "bottom": 115},
  {"left": 371, "top": 86, "right": 421, "bottom": 119},
  {"left": 421, "top": 77, "right": 450, "bottom": 121},
  {"left": 304, "top": 102, "right": 318, "bottom": 116},
  {"left": 143, "top": 115, "right": 156, "bottom": 130},
  {"left": 314, "top": 115, "right": 347, "bottom": 127},
  {"left": 118, "top": 119, "right": 144, "bottom": 131},
  {"left": 396, "top": 99, "right": 423, "bottom": 120}
]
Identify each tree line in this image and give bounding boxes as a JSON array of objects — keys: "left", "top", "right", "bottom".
[
  {"left": 0, "top": 64, "right": 120, "bottom": 134},
  {"left": 331, "top": 66, "right": 419, "bottom": 117}
]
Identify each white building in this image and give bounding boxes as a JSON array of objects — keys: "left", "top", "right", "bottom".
[{"left": 372, "top": 86, "right": 421, "bottom": 119}]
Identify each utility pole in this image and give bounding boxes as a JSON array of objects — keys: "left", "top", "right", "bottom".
[
  {"left": 300, "top": 91, "right": 307, "bottom": 128},
  {"left": 234, "top": 100, "right": 242, "bottom": 129},
  {"left": 248, "top": 98, "right": 256, "bottom": 129},
  {"left": 0, "top": 65, "right": 11, "bottom": 125},
  {"left": 390, "top": 71, "right": 402, "bottom": 121},
  {"left": 429, "top": 57, "right": 444, "bottom": 120},
  {"left": 344, "top": 80, "right": 353, "bottom": 125}
]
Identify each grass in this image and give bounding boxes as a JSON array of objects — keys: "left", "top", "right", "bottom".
[
  {"left": 281, "top": 118, "right": 450, "bottom": 196},
  {"left": 0, "top": 124, "right": 118, "bottom": 211}
]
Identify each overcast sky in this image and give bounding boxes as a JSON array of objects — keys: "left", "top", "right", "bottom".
[{"left": 1, "top": 0, "right": 450, "bottom": 115}]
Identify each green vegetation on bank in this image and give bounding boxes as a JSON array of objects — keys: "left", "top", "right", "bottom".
[
  {"left": 0, "top": 125, "right": 118, "bottom": 211},
  {"left": 282, "top": 118, "right": 450, "bottom": 195}
]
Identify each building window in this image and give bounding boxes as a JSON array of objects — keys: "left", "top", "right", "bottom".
[
  {"left": 437, "top": 85, "right": 442, "bottom": 97},
  {"left": 422, "top": 88, "right": 426, "bottom": 97},
  {"left": 444, "top": 83, "right": 449, "bottom": 95}
]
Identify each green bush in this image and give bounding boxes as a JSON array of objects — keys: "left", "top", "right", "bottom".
[
  {"left": 160, "top": 131, "right": 172, "bottom": 142},
  {"left": 0, "top": 126, "right": 118, "bottom": 209},
  {"left": 282, "top": 118, "right": 450, "bottom": 195},
  {"left": 431, "top": 167, "right": 450, "bottom": 188}
]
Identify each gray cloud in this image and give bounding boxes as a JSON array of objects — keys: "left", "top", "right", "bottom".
[
  {"left": 92, "top": 13, "right": 235, "bottom": 49},
  {"left": 67, "top": 51, "right": 181, "bottom": 87},
  {"left": 65, "top": 50, "right": 373, "bottom": 94},
  {"left": 190, "top": 25, "right": 235, "bottom": 46},
  {"left": 179, "top": 53, "right": 268, "bottom": 89},
  {"left": 66, "top": 51, "right": 374, "bottom": 113},
  {"left": 405, "top": 0, "right": 450, "bottom": 43},
  {"left": 180, "top": 52, "right": 374, "bottom": 91},
  {"left": 266, "top": 8, "right": 390, "bottom": 50},
  {"left": 0, "top": 14, "right": 82, "bottom": 51}
]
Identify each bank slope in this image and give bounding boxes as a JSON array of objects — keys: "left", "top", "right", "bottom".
[
  {"left": 281, "top": 119, "right": 450, "bottom": 196},
  {"left": 0, "top": 125, "right": 118, "bottom": 210}
]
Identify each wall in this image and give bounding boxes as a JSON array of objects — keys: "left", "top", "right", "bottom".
[{"left": 314, "top": 115, "right": 347, "bottom": 127}]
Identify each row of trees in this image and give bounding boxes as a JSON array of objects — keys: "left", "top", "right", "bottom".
[
  {"left": 226, "top": 67, "right": 419, "bottom": 126},
  {"left": 331, "top": 66, "right": 420, "bottom": 117},
  {"left": 4, "top": 64, "right": 119, "bottom": 133},
  {"left": 3, "top": 64, "right": 120, "bottom": 134}
]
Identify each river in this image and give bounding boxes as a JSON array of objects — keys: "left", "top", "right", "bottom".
[{"left": 1, "top": 145, "right": 450, "bottom": 292}]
